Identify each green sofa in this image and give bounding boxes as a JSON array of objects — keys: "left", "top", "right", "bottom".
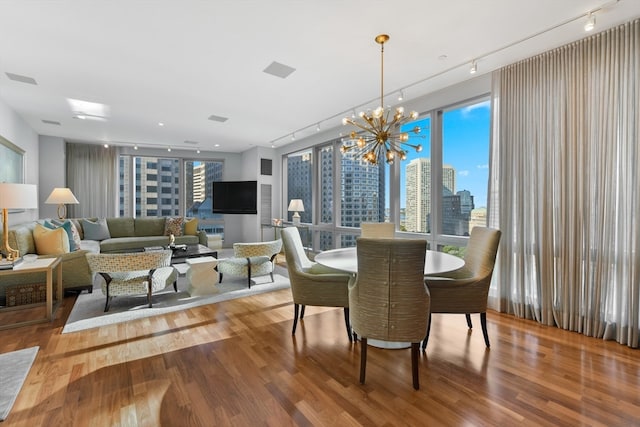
[{"left": 0, "top": 217, "right": 208, "bottom": 305}]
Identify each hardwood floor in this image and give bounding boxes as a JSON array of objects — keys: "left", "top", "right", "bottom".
[{"left": 1, "top": 288, "right": 639, "bottom": 426}]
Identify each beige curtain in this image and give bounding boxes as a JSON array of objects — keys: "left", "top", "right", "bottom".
[
  {"left": 489, "top": 19, "right": 640, "bottom": 347},
  {"left": 66, "top": 143, "right": 119, "bottom": 218}
]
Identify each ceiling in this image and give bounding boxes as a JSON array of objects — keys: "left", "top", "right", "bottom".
[{"left": 0, "top": 0, "right": 638, "bottom": 154}]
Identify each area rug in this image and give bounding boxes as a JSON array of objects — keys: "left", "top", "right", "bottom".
[
  {"left": 63, "top": 268, "right": 290, "bottom": 334},
  {"left": 0, "top": 346, "right": 39, "bottom": 421}
]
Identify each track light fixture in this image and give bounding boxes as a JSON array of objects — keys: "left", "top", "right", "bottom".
[
  {"left": 584, "top": 12, "right": 595, "bottom": 32},
  {"left": 470, "top": 60, "right": 477, "bottom": 74}
]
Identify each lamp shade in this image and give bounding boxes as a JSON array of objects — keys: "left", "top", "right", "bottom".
[
  {"left": 0, "top": 183, "right": 38, "bottom": 209},
  {"left": 287, "top": 199, "right": 304, "bottom": 212},
  {"left": 45, "top": 187, "right": 79, "bottom": 204}
]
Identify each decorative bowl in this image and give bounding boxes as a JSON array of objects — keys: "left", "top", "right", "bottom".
[{"left": 23, "top": 254, "right": 38, "bottom": 263}]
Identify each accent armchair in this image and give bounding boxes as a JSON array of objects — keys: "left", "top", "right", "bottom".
[
  {"left": 280, "top": 227, "right": 353, "bottom": 341},
  {"left": 217, "top": 240, "right": 283, "bottom": 288},
  {"left": 349, "top": 238, "right": 430, "bottom": 389},
  {"left": 86, "top": 250, "right": 178, "bottom": 312},
  {"left": 422, "top": 226, "right": 501, "bottom": 350}
]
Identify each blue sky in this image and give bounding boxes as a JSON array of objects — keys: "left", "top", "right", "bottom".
[{"left": 399, "top": 100, "right": 491, "bottom": 209}]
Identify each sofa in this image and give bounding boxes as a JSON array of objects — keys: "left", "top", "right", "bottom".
[{"left": 0, "top": 216, "right": 208, "bottom": 305}]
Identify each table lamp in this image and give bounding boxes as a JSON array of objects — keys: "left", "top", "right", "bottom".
[
  {"left": 45, "top": 187, "right": 79, "bottom": 220},
  {"left": 0, "top": 183, "right": 38, "bottom": 262},
  {"left": 288, "top": 199, "right": 304, "bottom": 225}
]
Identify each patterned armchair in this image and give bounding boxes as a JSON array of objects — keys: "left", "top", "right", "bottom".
[
  {"left": 86, "top": 250, "right": 178, "bottom": 312},
  {"left": 217, "top": 240, "right": 283, "bottom": 288}
]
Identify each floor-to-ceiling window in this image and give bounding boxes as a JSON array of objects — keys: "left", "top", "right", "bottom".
[
  {"left": 119, "top": 155, "right": 224, "bottom": 234},
  {"left": 283, "top": 95, "right": 491, "bottom": 254}
]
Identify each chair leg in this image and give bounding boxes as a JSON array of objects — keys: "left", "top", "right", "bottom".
[
  {"left": 411, "top": 342, "right": 420, "bottom": 390},
  {"left": 421, "top": 312, "right": 432, "bottom": 351},
  {"left": 480, "top": 312, "right": 490, "bottom": 347},
  {"left": 300, "top": 305, "right": 306, "bottom": 319},
  {"left": 219, "top": 273, "right": 223, "bottom": 283},
  {"left": 246, "top": 257, "right": 252, "bottom": 288},
  {"left": 343, "top": 308, "right": 352, "bottom": 342},
  {"left": 104, "top": 296, "right": 112, "bottom": 312},
  {"left": 359, "top": 337, "right": 367, "bottom": 384},
  {"left": 292, "top": 303, "right": 300, "bottom": 335},
  {"left": 147, "top": 275, "right": 153, "bottom": 308},
  {"left": 173, "top": 280, "right": 177, "bottom": 292},
  {"left": 466, "top": 313, "right": 473, "bottom": 329}
]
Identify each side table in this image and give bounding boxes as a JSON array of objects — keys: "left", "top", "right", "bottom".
[
  {"left": 186, "top": 256, "right": 219, "bottom": 296},
  {"left": 0, "top": 257, "right": 62, "bottom": 330}
]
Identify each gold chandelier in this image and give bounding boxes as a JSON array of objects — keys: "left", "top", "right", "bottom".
[{"left": 341, "top": 34, "right": 423, "bottom": 165}]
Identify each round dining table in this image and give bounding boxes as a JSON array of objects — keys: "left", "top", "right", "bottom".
[
  {"left": 314, "top": 247, "right": 465, "bottom": 276},
  {"left": 314, "top": 246, "right": 465, "bottom": 349}
]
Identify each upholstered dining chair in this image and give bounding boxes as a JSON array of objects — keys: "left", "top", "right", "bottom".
[
  {"left": 422, "top": 226, "right": 501, "bottom": 350},
  {"left": 280, "top": 227, "right": 353, "bottom": 341},
  {"left": 86, "top": 250, "right": 178, "bottom": 312},
  {"left": 217, "top": 239, "right": 282, "bottom": 288},
  {"left": 349, "top": 238, "right": 430, "bottom": 390},
  {"left": 360, "top": 222, "right": 395, "bottom": 238}
]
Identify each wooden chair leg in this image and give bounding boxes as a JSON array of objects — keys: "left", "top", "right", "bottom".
[
  {"left": 343, "top": 308, "right": 352, "bottom": 342},
  {"left": 421, "top": 312, "right": 432, "bottom": 351},
  {"left": 411, "top": 342, "right": 420, "bottom": 390},
  {"left": 246, "top": 257, "right": 252, "bottom": 288},
  {"left": 359, "top": 337, "right": 367, "bottom": 384},
  {"left": 480, "top": 312, "right": 490, "bottom": 347},
  {"left": 466, "top": 313, "right": 473, "bottom": 329},
  {"left": 292, "top": 304, "right": 300, "bottom": 335}
]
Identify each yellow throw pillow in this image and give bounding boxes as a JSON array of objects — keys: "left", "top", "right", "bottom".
[
  {"left": 184, "top": 218, "right": 198, "bottom": 235},
  {"left": 33, "top": 223, "right": 70, "bottom": 255}
]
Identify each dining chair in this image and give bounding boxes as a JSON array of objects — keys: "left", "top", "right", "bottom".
[
  {"left": 280, "top": 227, "right": 353, "bottom": 341},
  {"left": 349, "top": 237, "right": 430, "bottom": 390},
  {"left": 422, "top": 226, "right": 501, "bottom": 350},
  {"left": 360, "top": 222, "right": 395, "bottom": 238}
]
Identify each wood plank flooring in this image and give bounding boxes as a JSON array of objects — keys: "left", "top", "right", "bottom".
[{"left": 0, "top": 288, "right": 639, "bottom": 426}]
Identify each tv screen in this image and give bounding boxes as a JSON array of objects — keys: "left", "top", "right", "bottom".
[{"left": 212, "top": 180, "right": 257, "bottom": 214}]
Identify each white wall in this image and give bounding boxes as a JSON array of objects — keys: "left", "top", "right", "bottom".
[
  {"left": 0, "top": 98, "right": 39, "bottom": 229},
  {"left": 38, "top": 135, "right": 67, "bottom": 219}
]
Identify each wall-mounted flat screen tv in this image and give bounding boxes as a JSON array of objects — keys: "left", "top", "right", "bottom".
[{"left": 212, "top": 180, "right": 257, "bottom": 214}]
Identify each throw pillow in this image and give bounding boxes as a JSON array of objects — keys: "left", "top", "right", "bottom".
[
  {"left": 33, "top": 223, "right": 70, "bottom": 255},
  {"left": 164, "top": 217, "right": 184, "bottom": 236},
  {"left": 82, "top": 218, "right": 111, "bottom": 241},
  {"left": 183, "top": 218, "right": 198, "bottom": 235},
  {"left": 49, "top": 219, "right": 82, "bottom": 251}
]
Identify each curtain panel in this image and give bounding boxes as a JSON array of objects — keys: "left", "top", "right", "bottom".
[
  {"left": 490, "top": 19, "right": 639, "bottom": 347},
  {"left": 66, "top": 143, "right": 119, "bottom": 218}
]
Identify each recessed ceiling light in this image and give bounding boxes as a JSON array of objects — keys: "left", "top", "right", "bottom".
[
  {"left": 42, "top": 119, "right": 61, "bottom": 125},
  {"left": 158, "top": 122, "right": 164, "bottom": 126},
  {"left": 263, "top": 61, "right": 296, "bottom": 79},
  {"left": 5, "top": 72, "right": 37, "bottom": 85},
  {"left": 214, "top": 144, "right": 220, "bottom": 148},
  {"left": 67, "top": 98, "right": 109, "bottom": 121},
  {"left": 208, "top": 114, "right": 228, "bottom": 123}
]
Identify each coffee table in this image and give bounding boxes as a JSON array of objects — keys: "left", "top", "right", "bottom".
[{"left": 167, "top": 244, "right": 218, "bottom": 264}]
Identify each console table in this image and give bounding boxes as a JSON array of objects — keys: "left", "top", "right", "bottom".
[
  {"left": 261, "top": 223, "right": 311, "bottom": 251},
  {"left": 0, "top": 257, "right": 63, "bottom": 330}
]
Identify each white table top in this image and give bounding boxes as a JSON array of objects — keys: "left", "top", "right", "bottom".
[{"left": 314, "top": 246, "right": 464, "bottom": 276}]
